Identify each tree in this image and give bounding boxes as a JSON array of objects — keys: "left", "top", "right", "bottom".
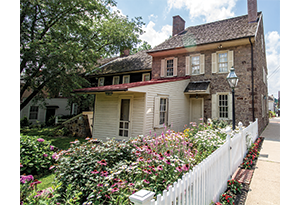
[
  {"left": 20, "top": 0, "right": 144, "bottom": 110},
  {"left": 130, "top": 41, "right": 152, "bottom": 55}
]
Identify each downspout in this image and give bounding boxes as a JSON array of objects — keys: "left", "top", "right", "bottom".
[{"left": 249, "top": 37, "right": 255, "bottom": 122}]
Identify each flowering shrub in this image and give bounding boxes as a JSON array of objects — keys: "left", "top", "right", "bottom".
[
  {"left": 219, "top": 192, "right": 235, "bottom": 205},
  {"left": 20, "top": 135, "right": 56, "bottom": 177},
  {"left": 241, "top": 137, "right": 262, "bottom": 169},
  {"left": 227, "top": 179, "right": 242, "bottom": 195},
  {"left": 53, "top": 138, "right": 136, "bottom": 204},
  {"left": 20, "top": 174, "right": 61, "bottom": 205}
]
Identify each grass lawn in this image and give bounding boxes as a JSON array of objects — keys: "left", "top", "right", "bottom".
[
  {"left": 20, "top": 127, "right": 86, "bottom": 150},
  {"left": 37, "top": 173, "right": 56, "bottom": 191}
]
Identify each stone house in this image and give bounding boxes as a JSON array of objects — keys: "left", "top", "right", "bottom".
[{"left": 74, "top": 0, "right": 268, "bottom": 140}]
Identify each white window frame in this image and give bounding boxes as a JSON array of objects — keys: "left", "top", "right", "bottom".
[
  {"left": 166, "top": 59, "right": 174, "bottom": 77},
  {"left": 122, "top": 75, "right": 130, "bottom": 84},
  {"left": 191, "top": 55, "right": 200, "bottom": 75},
  {"left": 161, "top": 57, "right": 177, "bottom": 78},
  {"left": 29, "top": 106, "right": 39, "bottom": 120},
  {"left": 142, "top": 73, "right": 150, "bottom": 81},
  {"left": 113, "top": 76, "right": 120, "bottom": 85},
  {"left": 98, "top": 77, "right": 105, "bottom": 86},
  {"left": 217, "top": 51, "right": 229, "bottom": 73},
  {"left": 218, "top": 94, "right": 229, "bottom": 119},
  {"left": 212, "top": 92, "right": 232, "bottom": 120},
  {"left": 153, "top": 95, "right": 170, "bottom": 128}
]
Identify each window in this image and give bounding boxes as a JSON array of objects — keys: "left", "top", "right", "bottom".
[
  {"left": 191, "top": 56, "right": 200, "bottom": 75},
  {"left": 212, "top": 51, "right": 233, "bottom": 74},
  {"left": 218, "top": 94, "right": 228, "bottom": 118},
  {"left": 72, "top": 103, "right": 78, "bottom": 115},
  {"left": 98, "top": 77, "right": 105, "bottom": 86},
  {"left": 123, "top": 75, "right": 130, "bottom": 84},
  {"left": 113, "top": 76, "right": 119, "bottom": 85},
  {"left": 218, "top": 52, "right": 228, "bottom": 72},
  {"left": 166, "top": 60, "right": 173, "bottom": 76},
  {"left": 154, "top": 96, "right": 170, "bottom": 128},
  {"left": 211, "top": 92, "right": 232, "bottom": 120},
  {"left": 161, "top": 58, "right": 177, "bottom": 77},
  {"left": 142, "top": 73, "right": 151, "bottom": 81},
  {"left": 159, "top": 98, "right": 167, "bottom": 125},
  {"left": 29, "top": 106, "right": 39, "bottom": 120}
]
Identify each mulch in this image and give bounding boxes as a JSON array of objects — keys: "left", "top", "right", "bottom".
[{"left": 231, "top": 137, "right": 264, "bottom": 205}]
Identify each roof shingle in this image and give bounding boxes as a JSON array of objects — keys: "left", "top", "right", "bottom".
[{"left": 148, "top": 13, "right": 261, "bottom": 53}]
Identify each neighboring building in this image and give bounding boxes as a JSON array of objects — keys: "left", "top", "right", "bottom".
[
  {"left": 74, "top": 0, "right": 268, "bottom": 140},
  {"left": 268, "top": 95, "right": 275, "bottom": 112}
]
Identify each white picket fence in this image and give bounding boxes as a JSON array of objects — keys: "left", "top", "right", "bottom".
[{"left": 129, "top": 119, "right": 259, "bottom": 205}]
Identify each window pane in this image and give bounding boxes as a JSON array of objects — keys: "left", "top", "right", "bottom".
[
  {"left": 119, "top": 130, "right": 123, "bottom": 136},
  {"left": 124, "top": 130, "right": 128, "bottom": 137}
]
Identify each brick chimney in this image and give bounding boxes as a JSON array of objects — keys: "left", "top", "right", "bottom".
[
  {"left": 172, "top": 15, "right": 185, "bottom": 36},
  {"left": 120, "top": 49, "right": 130, "bottom": 57},
  {"left": 247, "top": 0, "right": 258, "bottom": 23}
]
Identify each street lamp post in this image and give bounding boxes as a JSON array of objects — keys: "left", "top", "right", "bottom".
[{"left": 226, "top": 67, "right": 239, "bottom": 130}]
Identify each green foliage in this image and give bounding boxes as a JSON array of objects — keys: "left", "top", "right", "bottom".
[
  {"left": 130, "top": 41, "right": 152, "bottom": 54},
  {"left": 227, "top": 179, "right": 242, "bottom": 195},
  {"left": 219, "top": 191, "right": 235, "bottom": 205},
  {"left": 241, "top": 137, "right": 262, "bottom": 169},
  {"left": 20, "top": 135, "right": 56, "bottom": 177},
  {"left": 53, "top": 138, "right": 136, "bottom": 204},
  {"left": 269, "top": 110, "right": 276, "bottom": 118},
  {"left": 20, "top": 0, "right": 144, "bottom": 110},
  {"left": 21, "top": 116, "right": 30, "bottom": 127}
]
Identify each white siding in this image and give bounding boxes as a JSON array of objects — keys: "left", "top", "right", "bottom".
[
  {"left": 129, "top": 79, "right": 190, "bottom": 137},
  {"left": 92, "top": 92, "right": 145, "bottom": 141},
  {"left": 20, "top": 98, "right": 69, "bottom": 123}
]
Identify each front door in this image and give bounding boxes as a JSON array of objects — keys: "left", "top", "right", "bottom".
[
  {"left": 45, "top": 108, "right": 56, "bottom": 123},
  {"left": 190, "top": 98, "right": 203, "bottom": 125},
  {"left": 119, "top": 99, "right": 130, "bottom": 137}
]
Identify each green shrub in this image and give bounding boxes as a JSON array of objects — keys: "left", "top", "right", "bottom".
[
  {"left": 20, "top": 135, "right": 56, "bottom": 177},
  {"left": 21, "top": 116, "right": 30, "bottom": 127},
  {"left": 53, "top": 138, "right": 136, "bottom": 204}
]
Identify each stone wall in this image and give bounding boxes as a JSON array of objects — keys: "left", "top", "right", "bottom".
[
  {"left": 151, "top": 24, "right": 269, "bottom": 135},
  {"left": 62, "top": 114, "right": 92, "bottom": 138}
]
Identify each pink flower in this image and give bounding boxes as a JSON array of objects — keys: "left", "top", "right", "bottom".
[
  {"left": 137, "top": 157, "right": 144, "bottom": 162},
  {"left": 97, "top": 183, "right": 103, "bottom": 187},
  {"left": 111, "top": 187, "right": 119, "bottom": 193},
  {"left": 30, "top": 179, "right": 41, "bottom": 188},
  {"left": 91, "top": 170, "right": 99, "bottom": 174},
  {"left": 143, "top": 179, "right": 150, "bottom": 184},
  {"left": 101, "top": 171, "right": 108, "bottom": 176},
  {"left": 182, "top": 164, "right": 190, "bottom": 171},
  {"left": 85, "top": 137, "right": 90, "bottom": 140},
  {"left": 20, "top": 163, "right": 23, "bottom": 167},
  {"left": 157, "top": 165, "right": 163, "bottom": 171},
  {"left": 20, "top": 175, "right": 34, "bottom": 184},
  {"left": 52, "top": 153, "right": 58, "bottom": 160},
  {"left": 97, "top": 159, "right": 107, "bottom": 166},
  {"left": 176, "top": 166, "right": 182, "bottom": 172},
  {"left": 128, "top": 183, "right": 135, "bottom": 186},
  {"left": 165, "top": 159, "right": 171, "bottom": 165},
  {"left": 37, "top": 138, "right": 44, "bottom": 142},
  {"left": 146, "top": 158, "right": 152, "bottom": 163},
  {"left": 43, "top": 154, "right": 48, "bottom": 157},
  {"left": 49, "top": 145, "right": 54, "bottom": 151},
  {"left": 158, "top": 153, "right": 164, "bottom": 160},
  {"left": 164, "top": 150, "right": 171, "bottom": 157},
  {"left": 49, "top": 165, "right": 55, "bottom": 170}
]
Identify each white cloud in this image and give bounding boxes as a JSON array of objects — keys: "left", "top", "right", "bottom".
[
  {"left": 148, "top": 14, "right": 158, "bottom": 21},
  {"left": 167, "top": 0, "right": 237, "bottom": 22},
  {"left": 266, "top": 31, "right": 280, "bottom": 98},
  {"left": 140, "top": 21, "right": 172, "bottom": 48}
]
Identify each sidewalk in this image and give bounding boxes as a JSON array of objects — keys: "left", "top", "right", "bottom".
[{"left": 245, "top": 117, "right": 280, "bottom": 204}]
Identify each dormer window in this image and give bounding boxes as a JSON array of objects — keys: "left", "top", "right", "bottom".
[
  {"left": 113, "top": 76, "right": 120, "bottom": 85},
  {"left": 123, "top": 75, "right": 130, "bottom": 84},
  {"left": 166, "top": 60, "right": 174, "bottom": 76},
  {"left": 98, "top": 77, "right": 105, "bottom": 86},
  {"left": 142, "top": 73, "right": 150, "bottom": 81}
]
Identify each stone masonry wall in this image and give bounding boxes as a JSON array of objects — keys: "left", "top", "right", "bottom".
[
  {"left": 151, "top": 28, "right": 268, "bottom": 134},
  {"left": 63, "top": 114, "right": 92, "bottom": 138}
]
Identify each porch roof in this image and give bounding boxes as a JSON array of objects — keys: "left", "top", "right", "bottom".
[
  {"left": 73, "top": 76, "right": 190, "bottom": 93},
  {"left": 184, "top": 81, "right": 210, "bottom": 94}
]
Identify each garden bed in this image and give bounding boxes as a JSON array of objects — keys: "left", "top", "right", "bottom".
[{"left": 231, "top": 137, "right": 264, "bottom": 205}]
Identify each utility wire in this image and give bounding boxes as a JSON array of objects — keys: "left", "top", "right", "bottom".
[{"left": 268, "top": 65, "right": 280, "bottom": 79}]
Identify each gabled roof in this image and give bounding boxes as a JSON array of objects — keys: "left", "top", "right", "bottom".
[
  {"left": 148, "top": 12, "right": 262, "bottom": 53},
  {"left": 73, "top": 76, "right": 190, "bottom": 93},
  {"left": 86, "top": 50, "right": 152, "bottom": 77}
]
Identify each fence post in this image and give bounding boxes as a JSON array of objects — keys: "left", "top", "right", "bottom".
[
  {"left": 129, "top": 190, "right": 155, "bottom": 205},
  {"left": 225, "top": 127, "right": 232, "bottom": 177}
]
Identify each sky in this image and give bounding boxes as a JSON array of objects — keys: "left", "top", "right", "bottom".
[{"left": 113, "top": 0, "right": 280, "bottom": 98}]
